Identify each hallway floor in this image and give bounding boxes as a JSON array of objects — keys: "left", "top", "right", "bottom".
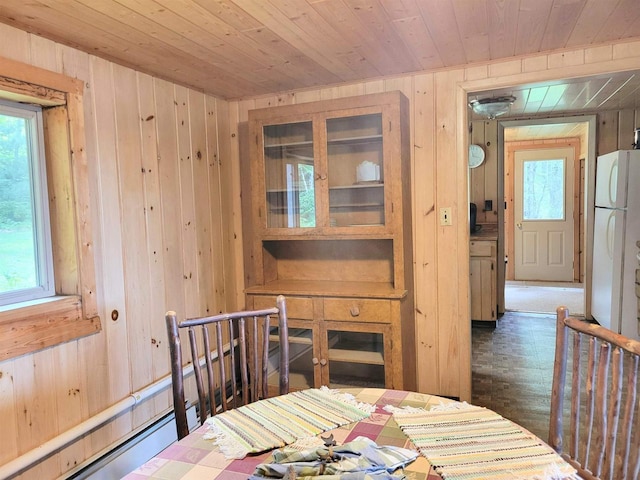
[{"left": 471, "top": 310, "right": 557, "bottom": 441}]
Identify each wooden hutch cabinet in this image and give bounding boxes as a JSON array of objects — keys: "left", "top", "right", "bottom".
[{"left": 244, "top": 92, "right": 415, "bottom": 392}]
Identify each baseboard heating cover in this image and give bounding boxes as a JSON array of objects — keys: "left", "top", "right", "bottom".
[{"left": 62, "top": 406, "right": 196, "bottom": 480}]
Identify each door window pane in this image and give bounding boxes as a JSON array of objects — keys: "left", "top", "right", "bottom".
[{"left": 522, "top": 159, "right": 564, "bottom": 220}]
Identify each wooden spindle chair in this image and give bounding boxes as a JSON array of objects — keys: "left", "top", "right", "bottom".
[
  {"left": 549, "top": 306, "right": 640, "bottom": 480},
  {"left": 166, "top": 295, "right": 289, "bottom": 440}
]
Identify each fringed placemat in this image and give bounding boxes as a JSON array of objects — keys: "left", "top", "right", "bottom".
[
  {"left": 385, "top": 402, "right": 579, "bottom": 480},
  {"left": 204, "top": 387, "right": 375, "bottom": 459}
]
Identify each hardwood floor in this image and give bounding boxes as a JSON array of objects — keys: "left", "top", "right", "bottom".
[{"left": 471, "top": 311, "right": 557, "bottom": 441}]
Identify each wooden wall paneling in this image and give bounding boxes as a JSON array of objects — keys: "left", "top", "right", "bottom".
[
  {"left": 87, "top": 56, "right": 129, "bottom": 441},
  {"left": 483, "top": 120, "right": 498, "bottom": 223},
  {"left": 14, "top": 349, "right": 60, "bottom": 477},
  {"left": 0, "top": 23, "right": 30, "bottom": 63},
  {"left": 154, "top": 78, "right": 185, "bottom": 321},
  {"left": 413, "top": 73, "right": 439, "bottom": 394},
  {"left": 220, "top": 99, "right": 243, "bottom": 309},
  {"left": 363, "top": 79, "right": 385, "bottom": 94},
  {"left": 72, "top": 46, "right": 107, "bottom": 458},
  {"left": 435, "top": 68, "right": 468, "bottom": 398},
  {"left": 319, "top": 83, "right": 366, "bottom": 101},
  {"left": 597, "top": 110, "right": 619, "bottom": 155},
  {"left": 0, "top": 360, "right": 18, "bottom": 465},
  {"left": 137, "top": 72, "right": 170, "bottom": 412},
  {"left": 174, "top": 85, "right": 200, "bottom": 317},
  {"left": 618, "top": 109, "right": 636, "bottom": 150},
  {"left": 469, "top": 121, "right": 486, "bottom": 222},
  {"left": 28, "top": 30, "right": 61, "bottom": 74},
  {"left": 189, "top": 90, "right": 216, "bottom": 316},
  {"left": 294, "top": 89, "right": 322, "bottom": 104},
  {"left": 206, "top": 96, "right": 228, "bottom": 314},
  {"left": 52, "top": 342, "right": 84, "bottom": 470},
  {"left": 112, "top": 64, "right": 154, "bottom": 427}
]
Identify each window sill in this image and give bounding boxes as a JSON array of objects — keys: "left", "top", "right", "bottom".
[{"left": 0, "top": 296, "right": 101, "bottom": 361}]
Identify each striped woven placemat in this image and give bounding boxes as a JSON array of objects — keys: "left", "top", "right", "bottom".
[
  {"left": 385, "top": 402, "right": 578, "bottom": 480},
  {"left": 204, "top": 387, "right": 375, "bottom": 459}
]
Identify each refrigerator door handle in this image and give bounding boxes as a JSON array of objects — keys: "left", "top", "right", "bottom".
[
  {"left": 606, "top": 210, "right": 615, "bottom": 259},
  {"left": 608, "top": 158, "right": 618, "bottom": 206}
]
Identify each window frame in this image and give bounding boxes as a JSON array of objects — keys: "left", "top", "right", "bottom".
[
  {"left": 0, "top": 55, "right": 101, "bottom": 361},
  {"left": 0, "top": 99, "right": 55, "bottom": 306}
]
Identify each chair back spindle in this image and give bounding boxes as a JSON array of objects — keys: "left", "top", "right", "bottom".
[
  {"left": 550, "top": 306, "right": 640, "bottom": 480},
  {"left": 166, "top": 295, "right": 289, "bottom": 440}
]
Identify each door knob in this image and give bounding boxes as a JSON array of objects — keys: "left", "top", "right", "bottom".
[
  {"left": 312, "top": 357, "right": 319, "bottom": 365},
  {"left": 320, "top": 358, "right": 327, "bottom": 366},
  {"left": 516, "top": 222, "right": 523, "bottom": 229}
]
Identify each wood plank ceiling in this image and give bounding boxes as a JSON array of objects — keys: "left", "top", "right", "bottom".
[{"left": 0, "top": 0, "right": 639, "bottom": 107}]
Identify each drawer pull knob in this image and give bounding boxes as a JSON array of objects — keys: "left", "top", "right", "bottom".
[
  {"left": 320, "top": 358, "right": 327, "bottom": 366},
  {"left": 350, "top": 306, "right": 360, "bottom": 317},
  {"left": 312, "top": 357, "right": 319, "bottom": 365}
]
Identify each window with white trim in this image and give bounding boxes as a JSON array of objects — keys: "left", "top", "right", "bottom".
[{"left": 0, "top": 99, "right": 54, "bottom": 306}]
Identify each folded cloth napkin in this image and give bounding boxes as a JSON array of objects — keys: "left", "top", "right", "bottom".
[{"left": 249, "top": 436, "right": 418, "bottom": 479}]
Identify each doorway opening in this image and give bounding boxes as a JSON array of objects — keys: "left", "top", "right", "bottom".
[{"left": 499, "top": 117, "right": 595, "bottom": 318}]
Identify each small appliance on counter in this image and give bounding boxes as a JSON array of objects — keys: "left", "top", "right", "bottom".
[{"left": 470, "top": 203, "right": 481, "bottom": 233}]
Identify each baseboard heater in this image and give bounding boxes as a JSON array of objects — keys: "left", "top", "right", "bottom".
[{"left": 61, "top": 405, "right": 197, "bottom": 480}]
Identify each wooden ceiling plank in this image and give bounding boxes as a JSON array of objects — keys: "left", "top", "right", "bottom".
[
  {"left": 451, "top": 0, "right": 490, "bottom": 64},
  {"left": 0, "top": 1, "right": 256, "bottom": 98},
  {"left": 272, "top": 0, "right": 383, "bottom": 78},
  {"left": 192, "top": 0, "right": 264, "bottom": 31},
  {"left": 487, "top": 0, "right": 519, "bottom": 60},
  {"left": 230, "top": 0, "right": 361, "bottom": 80},
  {"left": 378, "top": 0, "right": 421, "bottom": 19},
  {"left": 551, "top": 81, "right": 587, "bottom": 112},
  {"left": 416, "top": 0, "right": 468, "bottom": 66},
  {"left": 593, "top": 0, "right": 640, "bottom": 44},
  {"left": 566, "top": 0, "right": 621, "bottom": 47},
  {"left": 539, "top": 0, "right": 586, "bottom": 52},
  {"left": 339, "top": 0, "right": 422, "bottom": 74},
  {"left": 514, "top": 0, "right": 554, "bottom": 56},
  {"left": 391, "top": 16, "right": 445, "bottom": 70},
  {"left": 309, "top": 0, "right": 408, "bottom": 76},
  {"left": 572, "top": 77, "right": 609, "bottom": 108},
  {"left": 240, "top": 27, "right": 344, "bottom": 88},
  {"left": 36, "top": 0, "right": 266, "bottom": 96},
  {"left": 101, "top": 0, "right": 292, "bottom": 89}
]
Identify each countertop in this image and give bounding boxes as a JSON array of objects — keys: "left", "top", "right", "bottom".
[{"left": 470, "top": 223, "right": 498, "bottom": 241}]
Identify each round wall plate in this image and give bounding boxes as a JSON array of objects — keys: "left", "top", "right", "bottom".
[{"left": 468, "top": 144, "right": 485, "bottom": 168}]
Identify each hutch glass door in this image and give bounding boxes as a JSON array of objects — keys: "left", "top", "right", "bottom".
[
  {"left": 326, "top": 113, "right": 384, "bottom": 228},
  {"left": 263, "top": 121, "right": 316, "bottom": 229}
]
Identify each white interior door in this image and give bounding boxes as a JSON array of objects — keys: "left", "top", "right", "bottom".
[{"left": 514, "top": 147, "right": 574, "bottom": 281}]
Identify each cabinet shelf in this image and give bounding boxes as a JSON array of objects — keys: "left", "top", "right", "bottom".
[
  {"left": 328, "top": 348, "right": 384, "bottom": 365},
  {"left": 329, "top": 183, "right": 383, "bottom": 190},
  {"left": 264, "top": 140, "right": 313, "bottom": 149},
  {"left": 327, "top": 134, "right": 382, "bottom": 146},
  {"left": 330, "top": 203, "right": 382, "bottom": 209}
]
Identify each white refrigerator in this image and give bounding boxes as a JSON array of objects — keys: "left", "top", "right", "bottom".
[{"left": 591, "top": 150, "right": 640, "bottom": 340}]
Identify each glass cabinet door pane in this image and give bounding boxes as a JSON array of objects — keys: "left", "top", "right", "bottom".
[
  {"left": 268, "top": 326, "right": 315, "bottom": 391},
  {"left": 326, "top": 329, "right": 385, "bottom": 388},
  {"left": 263, "top": 122, "right": 315, "bottom": 228},
  {"left": 326, "top": 114, "right": 384, "bottom": 227}
]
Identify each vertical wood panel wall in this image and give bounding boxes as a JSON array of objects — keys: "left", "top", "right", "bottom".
[
  {"left": 0, "top": 23, "right": 239, "bottom": 479},
  {"left": 2, "top": 22, "right": 640, "bottom": 480}
]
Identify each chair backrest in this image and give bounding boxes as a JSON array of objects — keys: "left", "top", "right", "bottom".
[
  {"left": 166, "top": 295, "right": 289, "bottom": 439},
  {"left": 550, "top": 306, "right": 640, "bottom": 480}
]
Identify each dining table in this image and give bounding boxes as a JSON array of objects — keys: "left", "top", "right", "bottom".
[{"left": 122, "top": 387, "right": 575, "bottom": 480}]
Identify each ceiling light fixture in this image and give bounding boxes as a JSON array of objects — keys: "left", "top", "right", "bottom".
[{"left": 468, "top": 95, "right": 516, "bottom": 120}]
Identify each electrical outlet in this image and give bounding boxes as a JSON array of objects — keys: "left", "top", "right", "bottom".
[{"left": 440, "top": 207, "right": 452, "bottom": 226}]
